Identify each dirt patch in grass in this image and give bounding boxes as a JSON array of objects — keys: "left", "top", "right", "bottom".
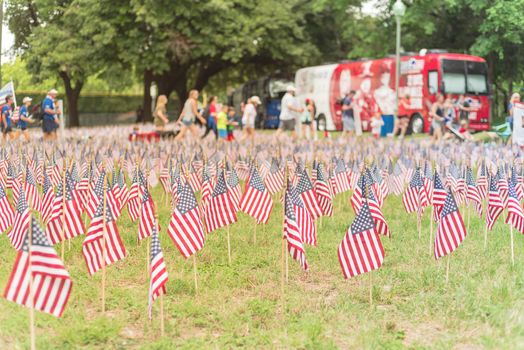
[{"left": 400, "top": 320, "right": 445, "bottom": 347}]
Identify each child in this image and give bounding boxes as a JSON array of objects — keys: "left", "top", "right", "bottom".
[
  {"left": 370, "top": 114, "right": 384, "bottom": 138},
  {"left": 227, "top": 107, "right": 237, "bottom": 141},
  {"left": 216, "top": 104, "right": 229, "bottom": 140},
  {"left": 459, "top": 119, "right": 473, "bottom": 141}
]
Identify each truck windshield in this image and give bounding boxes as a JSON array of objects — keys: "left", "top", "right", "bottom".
[
  {"left": 442, "top": 59, "right": 488, "bottom": 95},
  {"left": 466, "top": 61, "right": 488, "bottom": 94}
]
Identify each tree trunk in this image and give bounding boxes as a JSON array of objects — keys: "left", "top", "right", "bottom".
[
  {"left": 143, "top": 69, "right": 153, "bottom": 122},
  {"left": 59, "top": 71, "right": 83, "bottom": 127}
]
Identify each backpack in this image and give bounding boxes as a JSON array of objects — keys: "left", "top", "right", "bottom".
[
  {"left": 201, "top": 105, "right": 210, "bottom": 120},
  {"left": 32, "top": 101, "right": 44, "bottom": 120}
]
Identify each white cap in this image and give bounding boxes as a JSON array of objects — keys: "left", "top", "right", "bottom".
[
  {"left": 23, "top": 97, "right": 32, "bottom": 103},
  {"left": 286, "top": 85, "right": 296, "bottom": 92},
  {"left": 250, "top": 96, "right": 261, "bottom": 105},
  {"left": 48, "top": 89, "right": 58, "bottom": 95}
]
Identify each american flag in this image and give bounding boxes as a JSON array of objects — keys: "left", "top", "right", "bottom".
[
  {"left": 41, "top": 172, "right": 55, "bottom": 225},
  {"left": 477, "top": 162, "right": 488, "bottom": 199},
  {"left": 350, "top": 174, "right": 365, "bottom": 214},
  {"left": 240, "top": 167, "right": 273, "bottom": 224},
  {"left": 289, "top": 183, "right": 317, "bottom": 246},
  {"left": 106, "top": 178, "right": 122, "bottom": 220},
  {"left": 434, "top": 190, "right": 466, "bottom": 259},
  {"left": 284, "top": 186, "right": 308, "bottom": 271},
  {"left": 189, "top": 163, "right": 202, "bottom": 193},
  {"left": 61, "top": 174, "right": 85, "bottom": 241},
  {"left": 86, "top": 170, "right": 106, "bottom": 219},
  {"left": 423, "top": 162, "right": 433, "bottom": 205},
  {"left": 265, "top": 158, "right": 284, "bottom": 195},
  {"left": 402, "top": 168, "right": 429, "bottom": 214},
  {"left": 496, "top": 167, "right": 508, "bottom": 206},
  {"left": 314, "top": 162, "right": 333, "bottom": 217},
  {"left": 127, "top": 171, "right": 141, "bottom": 222},
  {"left": 159, "top": 161, "right": 170, "bottom": 194},
  {"left": 0, "top": 183, "right": 14, "bottom": 233},
  {"left": 487, "top": 174, "right": 504, "bottom": 231},
  {"left": 364, "top": 179, "right": 390, "bottom": 237},
  {"left": 333, "top": 158, "right": 351, "bottom": 195},
  {"left": 389, "top": 162, "right": 404, "bottom": 196},
  {"left": 505, "top": 179, "right": 524, "bottom": 234},
  {"left": 118, "top": 170, "right": 130, "bottom": 209},
  {"left": 138, "top": 187, "right": 156, "bottom": 241},
  {"left": 432, "top": 170, "right": 447, "bottom": 221},
  {"left": 7, "top": 188, "right": 30, "bottom": 251},
  {"left": 226, "top": 166, "right": 242, "bottom": 213},
  {"left": 338, "top": 201, "right": 384, "bottom": 279},
  {"left": 3, "top": 217, "right": 72, "bottom": 317},
  {"left": 466, "top": 167, "right": 482, "bottom": 217},
  {"left": 510, "top": 167, "right": 524, "bottom": 201},
  {"left": 296, "top": 168, "right": 322, "bottom": 221},
  {"left": 148, "top": 220, "right": 168, "bottom": 320},
  {"left": 82, "top": 199, "right": 127, "bottom": 276},
  {"left": 201, "top": 165, "right": 213, "bottom": 206},
  {"left": 24, "top": 165, "right": 41, "bottom": 212},
  {"left": 167, "top": 182, "right": 205, "bottom": 259},
  {"left": 205, "top": 171, "right": 237, "bottom": 233}
]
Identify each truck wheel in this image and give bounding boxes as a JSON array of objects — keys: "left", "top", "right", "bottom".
[
  {"left": 409, "top": 113, "right": 424, "bottom": 134},
  {"left": 316, "top": 115, "right": 327, "bottom": 131}
]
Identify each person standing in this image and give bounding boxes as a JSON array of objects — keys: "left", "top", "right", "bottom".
[
  {"left": 341, "top": 91, "right": 355, "bottom": 137},
  {"left": 241, "top": 96, "right": 261, "bottom": 143},
  {"left": 175, "top": 90, "right": 206, "bottom": 141},
  {"left": 16, "top": 97, "right": 35, "bottom": 141},
  {"left": 392, "top": 94, "right": 410, "bottom": 138},
  {"left": 201, "top": 95, "right": 218, "bottom": 140},
  {"left": 301, "top": 98, "right": 316, "bottom": 140},
  {"left": 507, "top": 93, "right": 520, "bottom": 130},
  {"left": 42, "top": 89, "right": 61, "bottom": 141},
  {"left": 153, "top": 95, "right": 169, "bottom": 132},
  {"left": 1, "top": 95, "right": 14, "bottom": 140},
  {"left": 430, "top": 93, "right": 445, "bottom": 142},
  {"left": 276, "top": 86, "right": 302, "bottom": 139}
]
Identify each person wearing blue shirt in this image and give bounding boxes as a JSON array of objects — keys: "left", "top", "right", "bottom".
[
  {"left": 1, "top": 95, "right": 14, "bottom": 140},
  {"left": 16, "top": 96, "right": 35, "bottom": 141},
  {"left": 42, "top": 89, "right": 60, "bottom": 141}
]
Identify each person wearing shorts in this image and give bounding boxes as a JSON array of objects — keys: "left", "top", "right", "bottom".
[
  {"left": 16, "top": 97, "right": 35, "bottom": 141},
  {"left": 216, "top": 104, "right": 228, "bottom": 141},
  {"left": 276, "top": 85, "right": 302, "bottom": 139},
  {"left": 341, "top": 91, "right": 355, "bottom": 137},
  {"left": 42, "top": 89, "right": 60, "bottom": 141},
  {"left": 392, "top": 94, "right": 410, "bottom": 138},
  {"left": 175, "top": 90, "right": 206, "bottom": 141},
  {"left": 240, "top": 95, "right": 260, "bottom": 143},
  {"left": 1, "top": 95, "right": 14, "bottom": 140}
]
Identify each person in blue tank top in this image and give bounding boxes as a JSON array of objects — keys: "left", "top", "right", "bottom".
[
  {"left": 16, "top": 96, "right": 35, "bottom": 141},
  {"left": 1, "top": 95, "right": 14, "bottom": 140}
]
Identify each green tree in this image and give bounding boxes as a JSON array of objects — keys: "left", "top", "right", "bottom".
[{"left": 6, "top": 0, "right": 129, "bottom": 126}]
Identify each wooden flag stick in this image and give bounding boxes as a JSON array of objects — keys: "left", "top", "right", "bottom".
[
  {"left": 61, "top": 163, "right": 67, "bottom": 261},
  {"left": 467, "top": 202, "right": 471, "bottom": 233},
  {"left": 484, "top": 223, "right": 488, "bottom": 250},
  {"left": 101, "top": 174, "right": 108, "bottom": 313},
  {"left": 510, "top": 225, "right": 515, "bottom": 266},
  {"left": 192, "top": 255, "right": 198, "bottom": 293},
  {"left": 429, "top": 206, "right": 434, "bottom": 256},
  {"left": 369, "top": 272, "right": 373, "bottom": 307},
  {"left": 28, "top": 214, "right": 36, "bottom": 350},
  {"left": 445, "top": 255, "right": 450, "bottom": 284},
  {"left": 160, "top": 294, "right": 165, "bottom": 337},
  {"left": 253, "top": 219, "right": 257, "bottom": 245},
  {"left": 227, "top": 225, "right": 231, "bottom": 265}
]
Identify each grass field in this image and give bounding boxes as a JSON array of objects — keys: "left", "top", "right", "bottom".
[{"left": 1, "top": 185, "right": 524, "bottom": 349}]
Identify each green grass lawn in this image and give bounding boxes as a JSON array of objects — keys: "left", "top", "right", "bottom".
[{"left": 1, "top": 187, "right": 524, "bottom": 349}]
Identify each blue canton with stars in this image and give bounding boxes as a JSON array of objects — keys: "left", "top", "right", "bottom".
[{"left": 350, "top": 202, "right": 375, "bottom": 235}]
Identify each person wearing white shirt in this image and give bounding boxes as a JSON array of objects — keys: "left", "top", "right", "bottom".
[
  {"left": 241, "top": 95, "right": 261, "bottom": 143},
  {"left": 276, "top": 85, "right": 302, "bottom": 139}
]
